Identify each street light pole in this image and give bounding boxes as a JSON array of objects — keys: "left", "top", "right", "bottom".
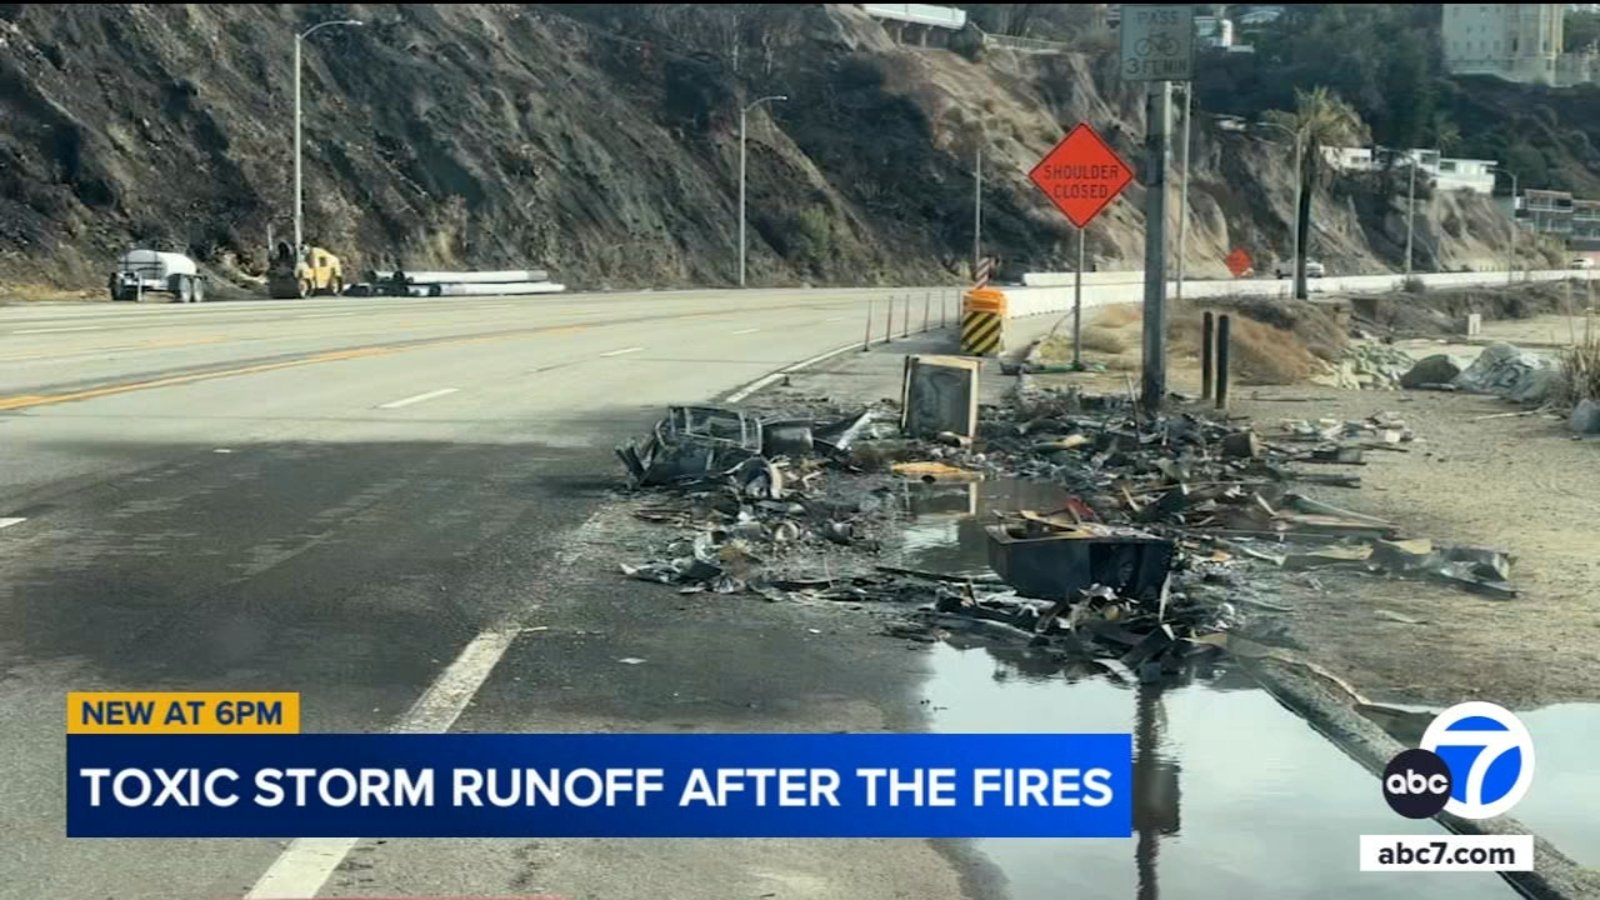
[
  {"left": 1175, "top": 83, "right": 1192, "bottom": 301},
  {"left": 294, "top": 19, "right": 361, "bottom": 256},
  {"left": 974, "top": 142, "right": 983, "bottom": 278},
  {"left": 739, "top": 94, "right": 788, "bottom": 288},
  {"left": 1493, "top": 167, "right": 1518, "bottom": 286},
  {"left": 1260, "top": 122, "right": 1303, "bottom": 292},
  {"left": 1404, "top": 154, "right": 1417, "bottom": 277}
]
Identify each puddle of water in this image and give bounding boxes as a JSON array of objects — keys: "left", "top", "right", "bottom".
[
  {"left": 1359, "top": 700, "right": 1600, "bottom": 869},
  {"left": 922, "top": 642, "right": 1509, "bottom": 899},
  {"left": 1515, "top": 703, "right": 1600, "bottom": 868},
  {"left": 896, "top": 478, "right": 1072, "bottom": 577}
]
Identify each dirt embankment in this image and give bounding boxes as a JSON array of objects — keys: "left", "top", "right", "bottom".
[
  {"left": 1029, "top": 281, "right": 1600, "bottom": 709},
  {"left": 1037, "top": 295, "right": 1349, "bottom": 385},
  {"left": 0, "top": 4, "right": 1538, "bottom": 293},
  {"left": 1350, "top": 280, "right": 1594, "bottom": 338}
]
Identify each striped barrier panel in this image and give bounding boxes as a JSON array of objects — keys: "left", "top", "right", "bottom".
[{"left": 961, "top": 286, "right": 1006, "bottom": 356}]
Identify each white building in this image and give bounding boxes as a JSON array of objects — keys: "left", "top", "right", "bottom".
[
  {"left": 1434, "top": 157, "right": 1500, "bottom": 194},
  {"left": 1322, "top": 146, "right": 1499, "bottom": 195},
  {"left": 1236, "top": 6, "right": 1286, "bottom": 28},
  {"left": 1195, "top": 15, "right": 1235, "bottom": 49},
  {"left": 1442, "top": 4, "right": 1566, "bottom": 85}
]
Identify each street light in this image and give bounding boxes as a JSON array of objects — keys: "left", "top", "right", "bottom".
[
  {"left": 1403, "top": 149, "right": 1418, "bottom": 277},
  {"left": 1491, "top": 165, "right": 1519, "bottom": 286},
  {"left": 739, "top": 94, "right": 788, "bottom": 288},
  {"left": 1259, "top": 121, "right": 1305, "bottom": 293},
  {"left": 1175, "top": 83, "right": 1193, "bottom": 301},
  {"left": 295, "top": 18, "right": 362, "bottom": 256}
]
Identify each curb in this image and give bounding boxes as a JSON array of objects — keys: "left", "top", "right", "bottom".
[{"left": 1244, "top": 657, "right": 1599, "bottom": 900}]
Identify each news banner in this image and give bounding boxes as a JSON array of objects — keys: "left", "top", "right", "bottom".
[
  {"left": 65, "top": 691, "right": 1127, "bottom": 838},
  {"left": 64, "top": 691, "right": 1535, "bottom": 876}
]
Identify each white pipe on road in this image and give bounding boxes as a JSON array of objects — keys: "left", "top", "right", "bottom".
[
  {"left": 434, "top": 282, "right": 567, "bottom": 297},
  {"left": 368, "top": 269, "right": 550, "bottom": 285}
]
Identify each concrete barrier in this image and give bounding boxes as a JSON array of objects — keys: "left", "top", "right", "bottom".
[{"left": 1003, "top": 270, "right": 1579, "bottom": 321}]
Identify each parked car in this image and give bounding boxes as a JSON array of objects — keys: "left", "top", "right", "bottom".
[
  {"left": 1570, "top": 257, "right": 1594, "bottom": 270},
  {"left": 1274, "top": 259, "right": 1325, "bottom": 279}
]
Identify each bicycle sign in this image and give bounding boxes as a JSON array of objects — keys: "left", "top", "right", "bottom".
[{"left": 1120, "top": 5, "right": 1194, "bottom": 82}]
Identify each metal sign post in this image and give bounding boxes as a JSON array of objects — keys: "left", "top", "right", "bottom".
[
  {"left": 1120, "top": 5, "right": 1194, "bottom": 414},
  {"left": 1027, "top": 125, "right": 1133, "bottom": 374},
  {"left": 1074, "top": 226, "right": 1086, "bottom": 370}
]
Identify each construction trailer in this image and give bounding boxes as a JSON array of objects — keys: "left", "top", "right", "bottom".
[{"left": 109, "top": 250, "right": 207, "bottom": 302}]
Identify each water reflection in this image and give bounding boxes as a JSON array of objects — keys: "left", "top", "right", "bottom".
[
  {"left": 897, "top": 479, "right": 1073, "bottom": 577},
  {"left": 921, "top": 642, "right": 1508, "bottom": 899},
  {"left": 1358, "top": 700, "right": 1600, "bottom": 869},
  {"left": 1133, "top": 683, "right": 1177, "bottom": 900}
]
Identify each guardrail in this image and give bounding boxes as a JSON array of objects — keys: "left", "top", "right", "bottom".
[
  {"left": 1004, "top": 269, "right": 1582, "bottom": 319},
  {"left": 982, "top": 33, "right": 1074, "bottom": 54},
  {"left": 861, "top": 3, "right": 967, "bottom": 30}
]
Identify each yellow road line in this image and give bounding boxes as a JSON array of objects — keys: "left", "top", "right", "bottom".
[{"left": 0, "top": 324, "right": 588, "bottom": 412}]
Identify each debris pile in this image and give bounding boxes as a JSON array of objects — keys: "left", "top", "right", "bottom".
[
  {"left": 614, "top": 363, "right": 1520, "bottom": 685},
  {"left": 1310, "top": 342, "right": 1415, "bottom": 390},
  {"left": 615, "top": 403, "right": 906, "bottom": 594}
]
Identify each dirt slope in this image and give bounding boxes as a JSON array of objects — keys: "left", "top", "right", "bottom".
[{"left": 0, "top": 4, "right": 1540, "bottom": 291}]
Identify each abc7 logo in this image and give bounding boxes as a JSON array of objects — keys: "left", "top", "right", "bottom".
[{"left": 1383, "top": 701, "right": 1535, "bottom": 820}]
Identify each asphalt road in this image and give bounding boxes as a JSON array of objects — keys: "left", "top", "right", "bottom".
[{"left": 0, "top": 288, "right": 998, "bottom": 900}]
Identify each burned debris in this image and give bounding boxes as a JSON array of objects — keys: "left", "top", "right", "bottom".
[{"left": 615, "top": 360, "right": 1520, "bottom": 685}]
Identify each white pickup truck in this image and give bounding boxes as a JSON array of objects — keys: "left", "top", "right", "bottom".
[
  {"left": 1274, "top": 259, "right": 1326, "bottom": 279},
  {"left": 109, "top": 249, "right": 207, "bottom": 302}
]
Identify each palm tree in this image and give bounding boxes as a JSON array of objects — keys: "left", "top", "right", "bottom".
[
  {"left": 1264, "top": 87, "right": 1367, "bottom": 299},
  {"left": 1434, "top": 118, "right": 1462, "bottom": 155}
]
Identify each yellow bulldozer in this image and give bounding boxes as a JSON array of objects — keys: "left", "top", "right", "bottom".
[{"left": 267, "top": 242, "right": 344, "bottom": 298}]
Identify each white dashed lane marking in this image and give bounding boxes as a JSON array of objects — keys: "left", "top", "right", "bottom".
[{"left": 375, "top": 388, "right": 459, "bottom": 409}]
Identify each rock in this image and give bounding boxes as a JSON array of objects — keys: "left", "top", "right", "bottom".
[
  {"left": 1571, "top": 398, "right": 1600, "bottom": 434},
  {"left": 1400, "top": 354, "right": 1461, "bottom": 389},
  {"left": 1453, "top": 341, "right": 1556, "bottom": 402},
  {"left": 1507, "top": 366, "right": 1558, "bottom": 404}
]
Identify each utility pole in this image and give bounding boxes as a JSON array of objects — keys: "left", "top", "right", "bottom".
[
  {"left": 1404, "top": 153, "right": 1417, "bottom": 277},
  {"left": 294, "top": 19, "right": 362, "bottom": 257},
  {"left": 1141, "top": 81, "right": 1172, "bottom": 413},
  {"left": 739, "top": 94, "right": 788, "bottom": 288},
  {"left": 1175, "top": 83, "right": 1193, "bottom": 302},
  {"left": 973, "top": 142, "right": 983, "bottom": 277}
]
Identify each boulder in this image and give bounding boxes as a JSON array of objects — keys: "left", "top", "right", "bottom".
[
  {"left": 1571, "top": 398, "right": 1600, "bottom": 435},
  {"left": 1452, "top": 342, "right": 1556, "bottom": 402},
  {"left": 1399, "top": 354, "right": 1461, "bottom": 389}
]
